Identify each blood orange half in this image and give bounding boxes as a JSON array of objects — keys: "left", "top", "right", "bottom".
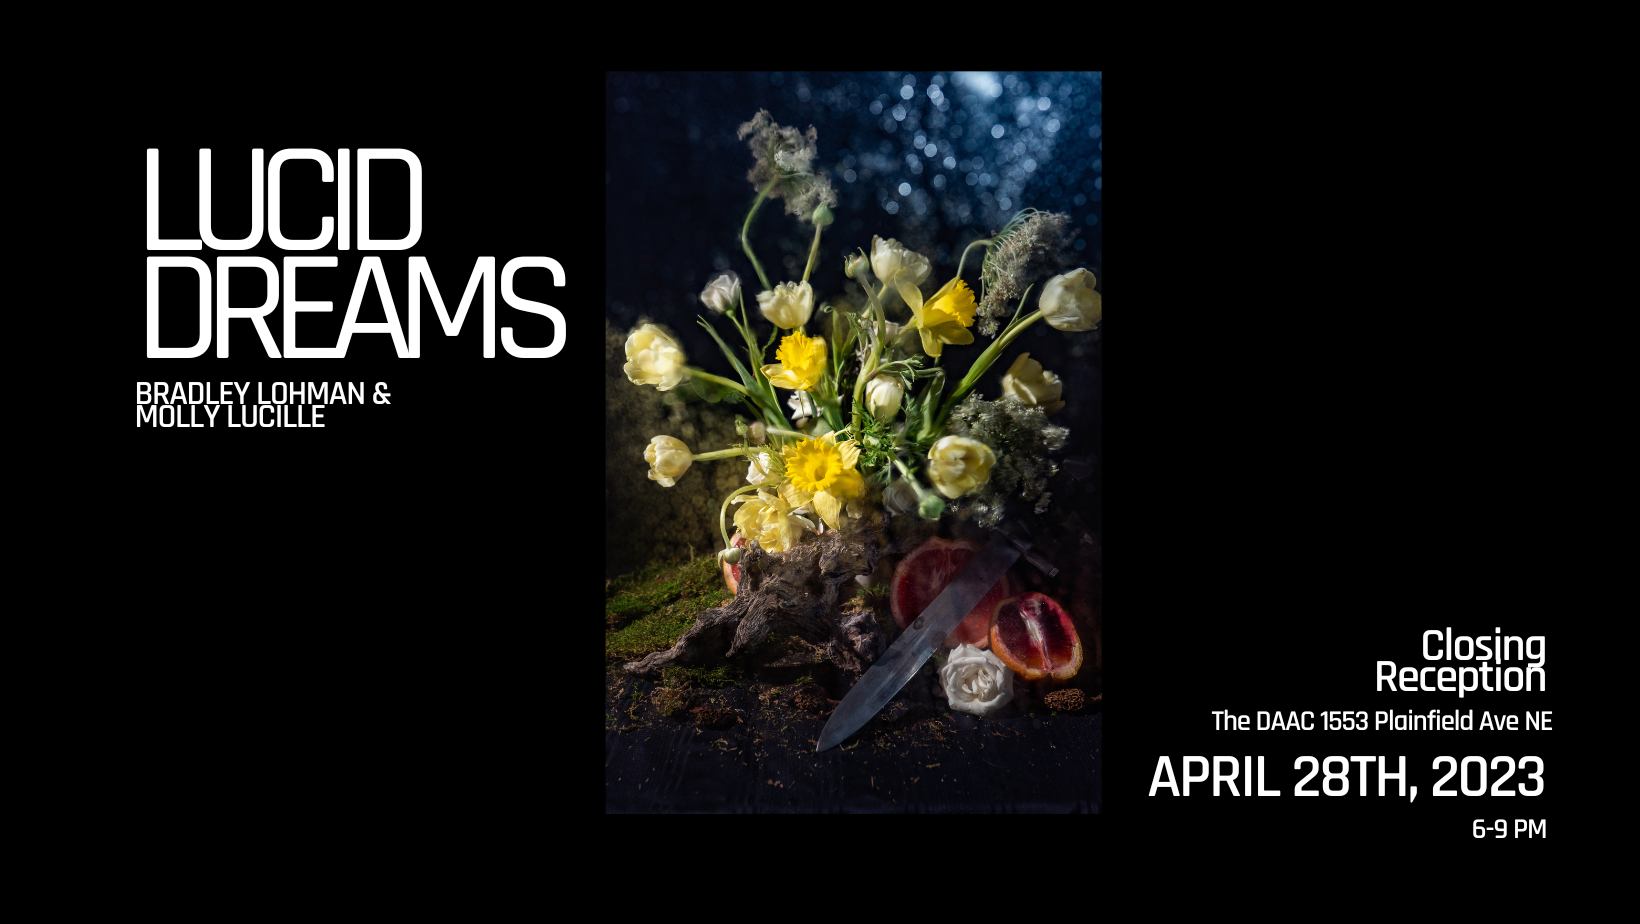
[
  {"left": 890, "top": 537, "right": 1014, "bottom": 648},
  {"left": 989, "top": 592, "right": 1083, "bottom": 681}
]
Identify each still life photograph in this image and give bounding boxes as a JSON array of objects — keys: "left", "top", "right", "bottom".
[{"left": 605, "top": 71, "right": 1102, "bottom": 812}]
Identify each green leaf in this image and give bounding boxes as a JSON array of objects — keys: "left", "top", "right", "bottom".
[{"left": 697, "top": 317, "right": 756, "bottom": 388}]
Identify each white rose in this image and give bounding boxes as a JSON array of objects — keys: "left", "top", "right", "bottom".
[
  {"left": 1001, "top": 352, "right": 1065, "bottom": 414},
  {"left": 756, "top": 281, "right": 815, "bottom": 329},
  {"left": 1040, "top": 268, "right": 1102, "bottom": 332},
  {"left": 865, "top": 374, "right": 904, "bottom": 420},
  {"left": 926, "top": 435, "right": 996, "bottom": 499},
  {"left": 788, "top": 390, "right": 818, "bottom": 420},
  {"left": 699, "top": 272, "right": 741, "bottom": 314},
  {"left": 623, "top": 323, "right": 687, "bottom": 391},
  {"left": 745, "top": 450, "right": 775, "bottom": 486},
  {"left": 939, "top": 644, "right": 1014, "bottom": 716},
  {"left": 643, "top": 435, "right": 693, "bottom": 487},
  {"left": 870, "top": 235, "right": 931, "bottom": 289}
]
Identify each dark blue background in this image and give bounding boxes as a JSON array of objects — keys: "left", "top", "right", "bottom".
[
  {"left": 606, "top": 71, "right": 1100, "bottom": 329},
  {"left": 604, "top": 70, "right": 1104, "bottom": 482}
]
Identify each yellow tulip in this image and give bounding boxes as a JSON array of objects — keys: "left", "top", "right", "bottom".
[
  {"left": 623, "top": 323, "right": 687, "bottom": 391},
  {"left": 756, "top": 281, "right": 815, "bottom": 329},
  {"left": 643, "top": 435, "right": 693, "bottom": 487},
  {"left": 926, "top": 435, "right": 996, "bottom": 499},
  {"left": 1001, "top": 352, "right": 1065, "bottom": 414},
  {"left": 732, "top": 489, "right": 809, "bottom": 554}
]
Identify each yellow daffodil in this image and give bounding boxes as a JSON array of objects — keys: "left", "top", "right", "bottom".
[
  {"left": 779, "top": 432, "right": 865, "bottom": 530},
  {"left": 732, "top": 489, "right": 810, "bottom": 554},
  {"left": 761, "top": 330, "right": 828, "bottom": 391},
  {"left": 901, "top": 277, "right": 978, "bottom": 358}
]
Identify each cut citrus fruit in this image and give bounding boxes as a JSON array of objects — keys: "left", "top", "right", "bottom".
[
  {"left": 890, "top": 537, "right": 1014, "bottom": 648},
  {"left": 989, "top": 592, "right": 1083, "bottom": 681}
]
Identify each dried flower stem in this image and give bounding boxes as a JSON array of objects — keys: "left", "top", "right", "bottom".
[{"left": 955, "top": 238, "right": 992, "bottom": 282}]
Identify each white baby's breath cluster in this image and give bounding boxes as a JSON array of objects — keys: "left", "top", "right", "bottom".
[
  {"left": 619, "top": 111, "right": 1102, "bottom": 560},
  {"left": 738, "top": 110, "right": 837, "bottom": 224}
]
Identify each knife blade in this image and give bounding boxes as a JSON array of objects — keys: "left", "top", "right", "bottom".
[{"left": 816, "top": 532, "right": 1024, "bottom": 752}]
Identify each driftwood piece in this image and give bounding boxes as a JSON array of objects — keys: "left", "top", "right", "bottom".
[{"left": 624, "top": 529, "right": 882, "bottom": 677}]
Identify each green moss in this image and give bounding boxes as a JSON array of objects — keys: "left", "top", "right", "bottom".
[
  {"left": 660, "top": 664, "right": 739, "bottom": 688},
  {"left": 605, "top": 554, "right": 731, "bottom": 661}
]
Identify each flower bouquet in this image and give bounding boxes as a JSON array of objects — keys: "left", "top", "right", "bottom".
[{"left": 618, "top": 111, "right": 1100, "bottom": 713}]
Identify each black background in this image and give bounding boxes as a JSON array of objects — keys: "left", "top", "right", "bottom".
[
  {"left": 101, "top": 65, "right": 606, "bottom": 853},
  {"left": 76, "top": 53, "right": 1586, "bottom": 877}
]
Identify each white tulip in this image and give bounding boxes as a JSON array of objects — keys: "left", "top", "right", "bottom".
[
  {"left": 756, "top": 281, "right": 815, "bottom": 329},
  {"left": 699, "top": 272, "right": 741, "bottom": 314},
  {"left": 643, "top": 435, "right": 693, "bottom": 487},
  {"left": 870, "top": 236, "right": 931, "bottom": 290},
  {"left": 865, "top": 374, "right": 904, "bottom": 420},
  {"left": 1040, "top": 268, "right": 1102, "bottom": 332},
  {"left": 623, "top": 324, "right": 687, "bottom": 391}
]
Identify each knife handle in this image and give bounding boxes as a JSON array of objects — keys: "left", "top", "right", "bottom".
[{"left": 998, "top": 521, "right": 1059, "bottom": 578}]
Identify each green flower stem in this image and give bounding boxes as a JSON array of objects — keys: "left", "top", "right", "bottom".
[
  {"left": 718, "top": 484, "right": 761, "bottom": 548},
  {"left": 955, "top": 238, "right": 992, "bottom": 282},
  {"left": 741, "top": 179, "right": 778, "bottom": 291},
  {"left": 686, "top": 367, "right": 754, "bottom": 398},
  {"left": 938, "top": 307, "right": 1046, "bottom": 421},
  {"left": 892, "top": 457, "right": 942, "bottom": 505},
  {"left": 892, "top": 458, "right": 948, "bottom": 521},
  {"left": 764, "top": 426, "right": 807, "bottom": 441},
  {"left": 848, "top": 290, "right": 890, "bottom": 434},
  {"left": 734, "top": 294, "right": 762, "bottom": 368},
  {"left": 801, "top": 220, "right": 825, "bottom": 284},
  {"left": 693, "top": 447, "right": 752, "bottom": 462},
  {"left": 731, "top": 297, "right": 791, "bottom": 429}
]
